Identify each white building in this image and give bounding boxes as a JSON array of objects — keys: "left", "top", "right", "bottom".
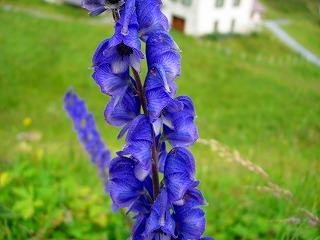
[{"left": 162, "top": 0, "right": 264, "bottom": 36}]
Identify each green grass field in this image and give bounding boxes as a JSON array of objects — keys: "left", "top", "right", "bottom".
[{"left": 0, "top": 1, "right": 320, "bottom": 239}]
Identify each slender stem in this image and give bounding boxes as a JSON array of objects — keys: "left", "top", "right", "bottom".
[
  {"left": 132, "top": 69, "right": 147, "bottom": 113},
  {"left": 132, "top": 68, "right": 160, "bottom": 200},
  {"left": 111, "top": 10, "right": 160, "bottom": 200},
  {"left": 112, "top": 9, "right": 120, "bottom": 21}
]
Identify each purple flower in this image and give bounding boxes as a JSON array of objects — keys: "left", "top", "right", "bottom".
[
  {"left": 92, "top": 23, "right": 143, "bottom": 74},
  {"left": 150, "top": 95, "right": 198, "bottom": 147},
  {"left": 145, "top": 64, "right": 173, "bottom": 122},
  {"left": 107, "top": 156, "right": 143, "bottom": 210},
  {"left": 146, "top": 31, "right": 181, "bottom": 83},
  {"left": 163, "top": 96, "right": 199, "bottom": 147},
  {"left": 164, "top": 147, "right": 198, "bottom": 204},
  {"left": 136, "top": 0, "right": 169, "bottom": 40},
  {"left": 104, "top": 85, "right": 140, "bottom": 128},
  {"left": 64, "top": 90, "right": 111, "bottom": 177},
  {"left": 173, "top": 200, "right": 207, "bottom": 240},
  {"left": 118, "top": 115, "right": 153, "bottom": 181},
  {"left": 81, "top": 0, "right": 125, "bottom": 16},
  {"left": 93, "top": 63, "right": 130, "bottom": 96},
  {"left": 174, "top": 187, "right": 207, "bottom": 207},
  {"left": 142, "top": 190, "right": 176, "bottom": 239}
]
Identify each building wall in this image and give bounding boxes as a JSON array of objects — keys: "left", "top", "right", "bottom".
[
  {"left": 163, "top": 0, "right": 258, "bottom": 36},
  {"left": 162, "top": 0, "right": 200, "bottom": 35}
]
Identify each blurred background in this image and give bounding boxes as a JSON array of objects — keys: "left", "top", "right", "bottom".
[{"left": 0, "top": 0, "right": 319, "bottom": 239}]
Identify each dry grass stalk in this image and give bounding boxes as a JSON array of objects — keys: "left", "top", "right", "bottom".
[{"left": 198, "top": 138, "right": 319, "bottom": 228}]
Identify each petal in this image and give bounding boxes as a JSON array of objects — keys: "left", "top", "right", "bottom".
[
  {"left": 126, "top": 115, "right": 153, "bottom": 143},
  {"left": 145, "top": 65, "right": 173, "bottom": 122},
  {"left": 144, "top": 64, "right": 169, "bottom": 91},
  {"left": 146, "top": 32, "right": 181, "bottom": 82},
  {"left": 118, "top": 140, "right": 152, "bottom": 181},
  {"left": 131, "top": 214, "right": 147, "bottom": 239},
  {"left": 174, "top": 203, "right": 206, "bottom": 240},
  {"left": 143, "top": 190, "right": 175, "bottom": 238},
  {"left": 129, "top": 53, "right": 142, "bottom": 73},
  {"left": 107, "top": 156, "right": 143, "bottom": 209},
  {"left": 92, "top": 63, "right": 129, "bottom": 96},
  {"left": 158, "top": 142, "right": 167, "bottom": 173},
  {"left": 92, "top": 38, "right": 110, "bottom": 66},
  {"left": 118, "top": 0, "right": 138, "bottom": 35},
  {"left": 88, "top": 6, "right": 106, "bottom": 16},
  {"left": 174, "top": 187, "right": 207, "bottom": 207},
  {"left": 136, "top": 0, "right": 169, "bottom": 40},
  {"left": 152, "top": 118, "right": 163, "bottom": 136},
  {"left": 164, "top": 118, "right": 199, "bottom": 147},
  {"left": 104, "top": 87, "right": 140, "bottom": 127},
  {"left": 164, "top": 97, "right": 199, "bottom": 147},
  {"left": 117, "top": 122, "right": 131, "bottom": 139},
  {"left": 112, "top": 55, "right": 130, "bottom": 74},
  {"left": 146, "top": 88, "right": 172, "bottom": 122},
  {"left": 81, "top": 0, "right": 106, "bottom": 16},
  {"left": 164, "top": 147, "right": 197, "bottom": 203}
]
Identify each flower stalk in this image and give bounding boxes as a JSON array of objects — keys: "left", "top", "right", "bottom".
[{"left": 65, "top": 0, "right": 213, "bottom": 239}]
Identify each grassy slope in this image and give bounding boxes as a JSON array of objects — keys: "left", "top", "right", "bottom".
[{"left": 0, "top": 1, "right": 320, "bottom": 239}]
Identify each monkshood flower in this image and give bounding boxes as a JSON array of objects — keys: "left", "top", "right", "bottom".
[
  {"left": 118, "top": 115, "right": 153, "bottom": 181},
  {"left": 146, "top": 32, "right": 181, "bottom": 84},
  {"left": 144, "top": 66, "right": 198, "bottom": 146},
  {"left": 64, "top": 90, "right": 111, "bottom": 177},
  {"left": 107, "top": 156, "right": 143, "bottom": 209},
  {"left": 142, "top": 190, "right": 175, "bottom": 239},
  {"left": 92, "top": 23, "right": 143, "bottom": 74},
  {"left": 135, "top": 0, "right": 169, "bottom": 40},
  {"left": 65, "top": 0, "right": 214, "bottom": 239},
  {"left": 162, "top": 96, "right": 199, "bottom": 147},
  {"left": 144, "top": 64, "right": 173, "bottom": 122},
  {"left": 104, "top": 85, "right": 140, "bottom": 131},
  {"left": 164, "top": 147, "right": 198, "bottom": 204},
  {"left": 173, "top": 200, "right": 207, "bottom": 240}
]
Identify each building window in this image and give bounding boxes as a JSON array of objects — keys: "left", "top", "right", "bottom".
[
  {"left": 214, "top": 20, "right": 219, "bottom": 32},
  {"left": 233, "top": 0, "right": 241, "bottom": 7},
  {"left": 182, "top": 0, "right": 192, "bottom": 6},
  {"left": 215, "top": 0, "right": 224, "bottom": 8}
]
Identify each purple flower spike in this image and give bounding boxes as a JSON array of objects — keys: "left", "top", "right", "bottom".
[
  {"left": 67, "top": 0, "right": 213, "bottom": 238},
  {"left": 64, "top": 90, "right": 111, "bottom": 177}
]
